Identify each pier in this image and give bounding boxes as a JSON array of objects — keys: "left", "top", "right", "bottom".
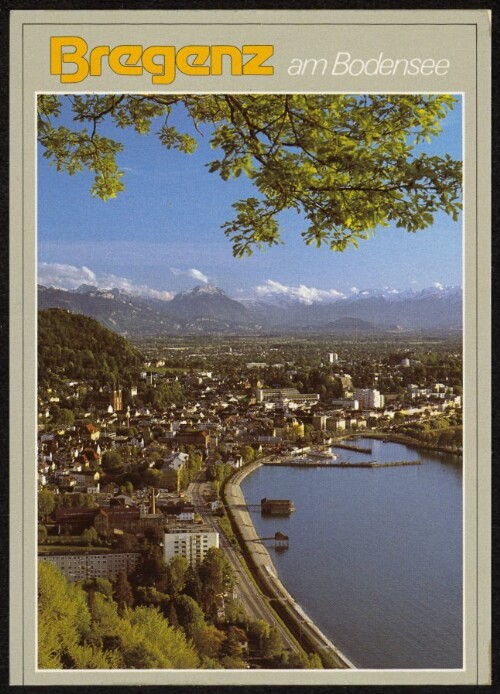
[
  {"left": 332, "top": 442, "right": 373, "bottom": 454},
  {"left": 228, "top": 499, "right": 295, "bottom": 514},
  {"left": 264, "top": 459, "right": 421, "bottom": 469},
  {"left": 332, "top": 459, "right": 421, "bottom": 468},
  {"left": 247, "top": 531, "right": 290, "bottom": 549}
]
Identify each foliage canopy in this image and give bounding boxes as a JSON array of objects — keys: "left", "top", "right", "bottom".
[
  {"left": 38, "top": 94, "right": 462, "bottom": 256},
  {"left": 38, "top": 561, "right": 200, "bottom": 669},
  {"left": 38, "top": 308, "right": 142, "bottom": 388}
]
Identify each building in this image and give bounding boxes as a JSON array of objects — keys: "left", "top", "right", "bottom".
[
  {"left": 159, "top": 502, "right": 195, "bottom": 522},
  {"left": 312, "top": 414, "right": 327, "bottom": 431},
  {"left": 111, "top": 388, "right": 123, "bottom": 412},
  {"left": 274, "top": 531, "right": 289, "bottom": 549},
  {"left": 82, "top": 423, "right": 100, "bottom": 441},
  {"left": 260, "top": 498, "right": 295, "bottom": 515},
  {"left": 94, "top": 506, "right": 141, "bottom": 535},
  {"left": 162, "top": 451, "right": 189, "bottom": 472},
  {"left": 39, "top": 551, "right": 141, "bottom": 582},
  {"left": 173, "top": 429, "right": 211, "bottom": 451},
  {"left": 353, "top": 388, "right": 384, "bottom": 410},
  {"left": 94, "top": 504, "right": 165, "bottom": 537},
  {"left": 55, "top": 507, "right": 97, "bottom": 535},
  {"left": 327, "top": 417, "right": 346, "bottom": 431},
  {"left": 331, "top": 398, "right": 359, "bottom": 410},
  {"left": 163, "top": 527, "right": 219, "bottom": 567},
  {"left": 328, "top": 352, "right": 338, "bottom": 364},
  {"left": 255, "top": 388, "right": 319, "bottom": 406}
]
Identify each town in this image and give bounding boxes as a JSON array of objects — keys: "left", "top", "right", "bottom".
[{"left": 37, "top": 310, "right": 462, "bottom": 669}]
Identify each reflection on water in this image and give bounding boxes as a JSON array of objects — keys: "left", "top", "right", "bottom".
[{"left": 241, "top": 439, "right": 462, "bottom": 669}]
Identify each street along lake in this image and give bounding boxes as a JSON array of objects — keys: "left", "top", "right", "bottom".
[{"left": 241, "top": 439, "right": 462, "bottom": 669}]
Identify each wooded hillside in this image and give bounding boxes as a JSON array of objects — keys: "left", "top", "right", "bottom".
[{"left": 38, "top": 308, "right": 142, "bottom": 388}]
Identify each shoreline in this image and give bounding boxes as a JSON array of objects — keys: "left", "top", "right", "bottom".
[
  {"left": 223, "top": 436, "right": 460, "bottom": 669},
  {"left": 344, "top": 431, "right": 463, "bottom": 457},
  {"left": 223, "top": 459, "right": 356, "bottom": 670}
]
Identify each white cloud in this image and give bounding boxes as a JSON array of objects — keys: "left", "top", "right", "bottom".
[
  {"left": 188, "top": 268, "right": 209, "bottom": 283},
  {"left": 99, "top": 273, "right": 174, "bottom": 301},
  {"left": 254, "top": 279, "right": 345, "bottom": 304},
  {"left": 38, "top": 262, "right": 97, "bottom": 288},
  {"left": 38, "top": 262, "right": 174, "bottom": 301},
  {"left": 170, "top": 267, "right": 209, "bottom": 283},
  {"left": 433, "top": 282, "right": 444, "bottom": 290}
]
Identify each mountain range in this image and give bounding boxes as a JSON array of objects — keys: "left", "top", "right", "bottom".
[{"left": 38, "top": 283, "right": 462, "bottom": 335}]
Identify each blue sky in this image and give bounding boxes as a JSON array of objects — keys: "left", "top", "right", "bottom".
[{"left": 38, "top": 95, "right": 462, "bottom": 302}]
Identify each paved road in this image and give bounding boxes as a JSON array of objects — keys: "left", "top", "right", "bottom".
[{"left": 188, "top": 473, "right": 299, "bottom": 653}]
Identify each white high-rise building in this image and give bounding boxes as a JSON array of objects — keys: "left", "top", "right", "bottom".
[
  {"left": 163, "top": 527, "right": 219, "bottom": 567},
  {"left": 328, "top": 352, "right": 339, "bottom": 364},
  {"left": 353, "top": 388, "right": 384, "bottom": 410}
]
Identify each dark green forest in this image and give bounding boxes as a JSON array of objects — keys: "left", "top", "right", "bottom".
[{"left": 38, "top": 309, "right": 142, "bottom": 389}]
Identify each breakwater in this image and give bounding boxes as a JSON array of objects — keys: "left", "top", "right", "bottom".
[
  {"left": 264, "top": 459, "right": 421, "bottom": 469},
  {"left": 331, "top": 442, "right": 373, "bottom": 454},
  {"left": 223, "top": 460, "right": 355, "bottom": 669}
]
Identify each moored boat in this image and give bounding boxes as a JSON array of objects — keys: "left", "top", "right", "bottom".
[{"left": 308, "top": 449, "right": 338, "bottom": 461}]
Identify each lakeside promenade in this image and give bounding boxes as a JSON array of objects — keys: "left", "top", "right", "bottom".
[{"left": 224, "top": 459, "right": 355, "bottom": 669}]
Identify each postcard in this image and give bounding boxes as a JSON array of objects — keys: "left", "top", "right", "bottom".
[{"left": 9, "top": 9, "right": 491, "bottom": 686}]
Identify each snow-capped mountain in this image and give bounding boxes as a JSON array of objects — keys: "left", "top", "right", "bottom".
[{"left": 38, "top": 283, "right": 462, "bottom": 334}]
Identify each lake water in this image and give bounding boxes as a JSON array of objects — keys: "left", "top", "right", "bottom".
[{"left": 241, "top": 439, "right": 462, "bottom": 669}]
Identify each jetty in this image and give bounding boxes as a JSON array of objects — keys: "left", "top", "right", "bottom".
[
  {"left": 228, "top": 499, "right": 295, "bottom": 514},
  {"left": 332, "top": 442, "right": 373, "bottom": 454},
  {"left": 264, "top": 459, "right": 421, "bottom": 469},
  {"left": 247, "top": 531, "right": 290, "bottom": 549},
  {"left": 332, "top": 459, "right": 421, "bottom": 468}
]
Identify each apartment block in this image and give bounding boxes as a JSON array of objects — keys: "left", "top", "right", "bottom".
[
  {"left": 39, "top": 552, "right": 141, "bottom": 582},
  {"left": 353, "top": 388, "right": 384, "bottom": 410},
  {"left": 163, "top": 527, "right": 219, "bottom": 567}
]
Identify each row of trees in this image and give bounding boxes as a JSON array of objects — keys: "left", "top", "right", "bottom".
[
  {"left": 394, "top": 421, "right": 462, "bottom": 448},
  {"left": 38, "top": 489, "right": 101, "bottom": 523}
]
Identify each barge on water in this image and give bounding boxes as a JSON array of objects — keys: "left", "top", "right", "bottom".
[{"left": 308, "top": 449, "right": 337, "bottom": 461}]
